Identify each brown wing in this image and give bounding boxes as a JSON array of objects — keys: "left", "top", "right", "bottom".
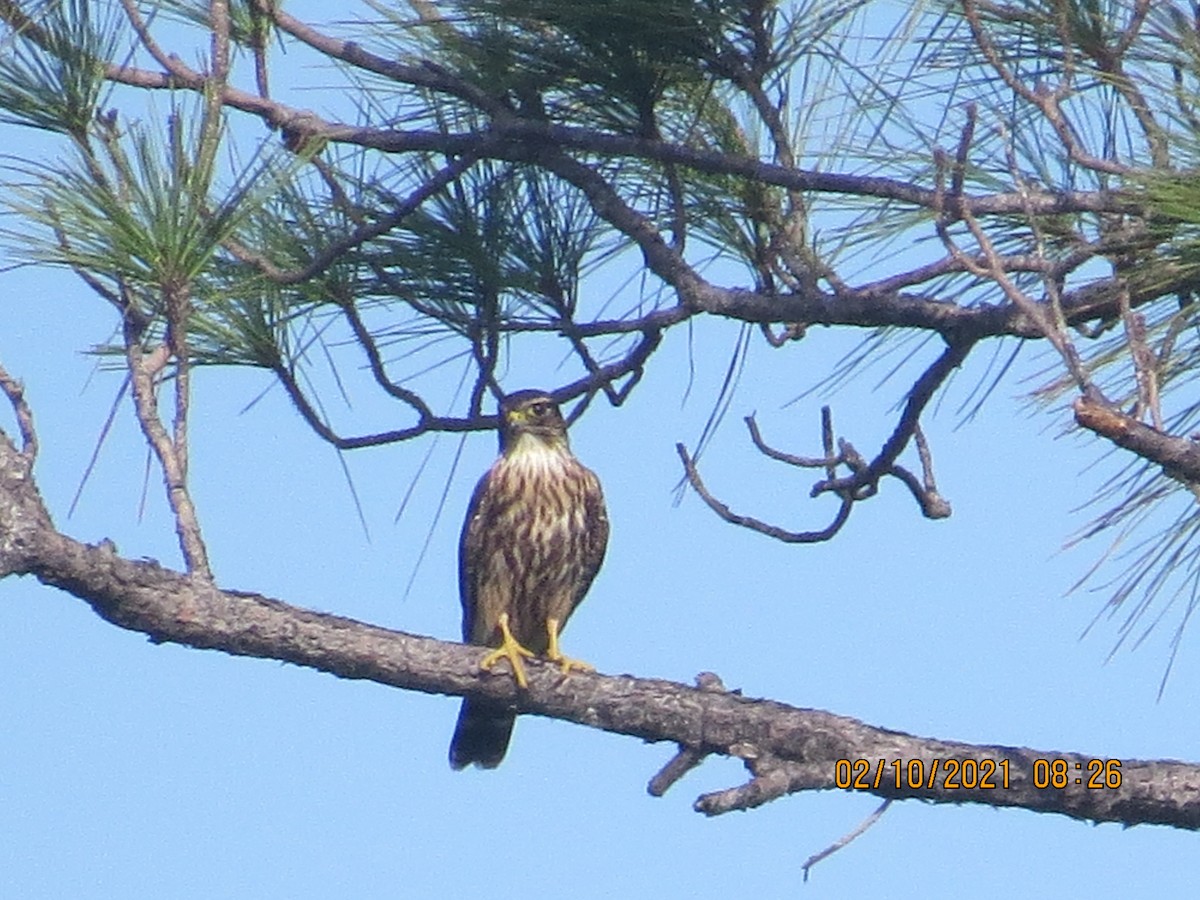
[
  {"left": 458, "top": 463, "right": 502, "bottom": 645},
  {"left": 572, "top": 464, "right": 609, "bottom": 612}
]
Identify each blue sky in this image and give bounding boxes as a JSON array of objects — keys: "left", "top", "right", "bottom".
[
  {"left": 2, "top": 4, "right": 1199, "bottom": 897},
  {"left": 4, "top": 263, "right": 1198, "bottom": 898}
]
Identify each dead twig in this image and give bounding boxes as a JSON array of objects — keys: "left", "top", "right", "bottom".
[
  {"left": 676, "top": 441, "right": 854, "bottom": 544},
  {"left": 681, "top": 383, "right": 959, "bottom": 544},
  {"left": 802, "top": 800, "right": 893, "bottom": 881},
  {"left": 0, "top": 361, "right": 37, "bottom": 461}
]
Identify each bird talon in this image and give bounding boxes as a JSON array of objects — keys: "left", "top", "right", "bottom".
[
  {"left": 551, "top": 655, "right": 594, "bottom": 676},
  {"left": 480, "top": 613, "right": 536, "bottom": 688},
  {"left": 544, "top": 617, "right": 593, "bottom": 676}
]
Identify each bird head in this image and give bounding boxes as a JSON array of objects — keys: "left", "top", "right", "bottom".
[{"left": 498, "top": 390, "right": 569, "bottom": 454}]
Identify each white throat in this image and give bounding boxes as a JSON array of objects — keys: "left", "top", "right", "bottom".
[{"left": 505, "top": 431, "right": 572, "bottom": 474}]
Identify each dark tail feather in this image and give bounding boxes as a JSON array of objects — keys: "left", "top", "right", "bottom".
[{"left": 449, "top": 698, "right": 516, "bottom": 770}]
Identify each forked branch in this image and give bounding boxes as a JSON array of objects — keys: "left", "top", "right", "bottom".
[{"left": 679, "top": 341, "right": 963, "bottom": 541}]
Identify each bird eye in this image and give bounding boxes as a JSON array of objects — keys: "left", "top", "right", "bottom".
[{"left": 531, "top": 402, "right": 550, "bottom": 417}]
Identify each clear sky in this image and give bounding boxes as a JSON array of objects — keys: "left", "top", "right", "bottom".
[{"left": 2, "top": 5, "right": 1198, "bottom": 898}]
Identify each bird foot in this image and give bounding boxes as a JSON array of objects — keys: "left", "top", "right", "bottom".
[
  {"left": 479, "top": 613, "right": 536, "bottom": 688},
  {"left": 545, "top": 651, "right": 594, "bottom": 676},
  {"left": 545, "top": 617, "right": 593, "bottom": 675}
]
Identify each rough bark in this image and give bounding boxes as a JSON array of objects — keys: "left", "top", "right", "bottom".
[{"left": 2, "top": 421, "right": 1198, "bottom": 828}]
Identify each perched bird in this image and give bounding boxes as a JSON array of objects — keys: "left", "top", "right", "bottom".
[{"left": 449, "top": 389, "right": 609, "bottom": 770}]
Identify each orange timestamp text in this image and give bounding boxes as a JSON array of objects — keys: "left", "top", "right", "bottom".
[{"left": 835, "top": 757, "right": 1123, "bottom": 791}]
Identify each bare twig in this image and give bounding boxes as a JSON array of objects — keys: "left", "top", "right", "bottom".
[
  {"left": 694, "top": 753, "right": 828, "bottom": 815},
  {"left": 123, "top": 326, "right": 213, "bottom": 580},
  {"left": 1078, "top": 0, "right": 1168, "bottom": 168},
  {"left": 949, "top": 103, "right": 976, "bottom": 203},
  {"left": 224, "top": 152, "right": 483, "bottom": 285},
  {"left": 888, "top": 464, "right": 953, "bottom": 519},
  {"left": 802, "top": 800, "right": 893, "bottom": 881},
  {"left": 864, "top": 340, "right": 971, "bottom": 484},
  {"left": 1118, "top": 286, "right": 1163, "bottom": 429},
  {"left": 266, "top": 2, "right": 507, "bottom": 116},
  {"left": 119, "top": 0, "right": 204, "bottom": 85},
  {"left": 938, "top": 167, "right": 1090, "bottom": 389},
  {"left": 271, "top": 358, "right": 485, "bottom": 448},
  {"left": 648, "top": 745, "right": 709, "bottom": 798},
  {"left": 0, "top": 361, "right": 37, "bottom": 461},
  {"left": 676, "top": 442, "right": 853, "bottom": 543},
  {"left": 686, "top": 377, "right": 959, "bottom": 542},
  {"left": 338, "top": 294, "right": 434, "bottom": 417},
  {"left": 745, "top": 414, "right": 837, "bottom": 468},
  {"left": 248, "top": 0, "right": 272, "bottom": 99},
  {"left": 810, "top": 341, "right": 969, "bottom": 511},
  {"left": 898, "top": 424, "right": 952, "bottom": 519}
]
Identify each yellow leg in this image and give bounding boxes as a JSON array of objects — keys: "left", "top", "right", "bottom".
[
  {"left": 545, "top": 617, "right": 594, "bottom": 675},
  {"left": 479, "top": 613, "right": 536, "bottom": 688}
]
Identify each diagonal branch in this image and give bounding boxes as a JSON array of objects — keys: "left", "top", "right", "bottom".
[
  {"left": 843, "top": 338, "right": 973, "bottom": 489},
  {"left": 1074, "top": 394, "right": 1200, "bottom": 486},
  {"left": 0, "top": 416, "right": 1198, "bottom": 830},
  {"left": 225, "top": 152, "right": 484, "bottom": 286}
]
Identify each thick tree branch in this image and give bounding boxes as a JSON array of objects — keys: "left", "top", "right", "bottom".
[{"left": 0, "top": 418, "right": 1197, "bottom": 829}]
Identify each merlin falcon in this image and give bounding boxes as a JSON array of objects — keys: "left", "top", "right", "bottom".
[{"left": 449, "top": 390, "right": 609, "bottom": 769}]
